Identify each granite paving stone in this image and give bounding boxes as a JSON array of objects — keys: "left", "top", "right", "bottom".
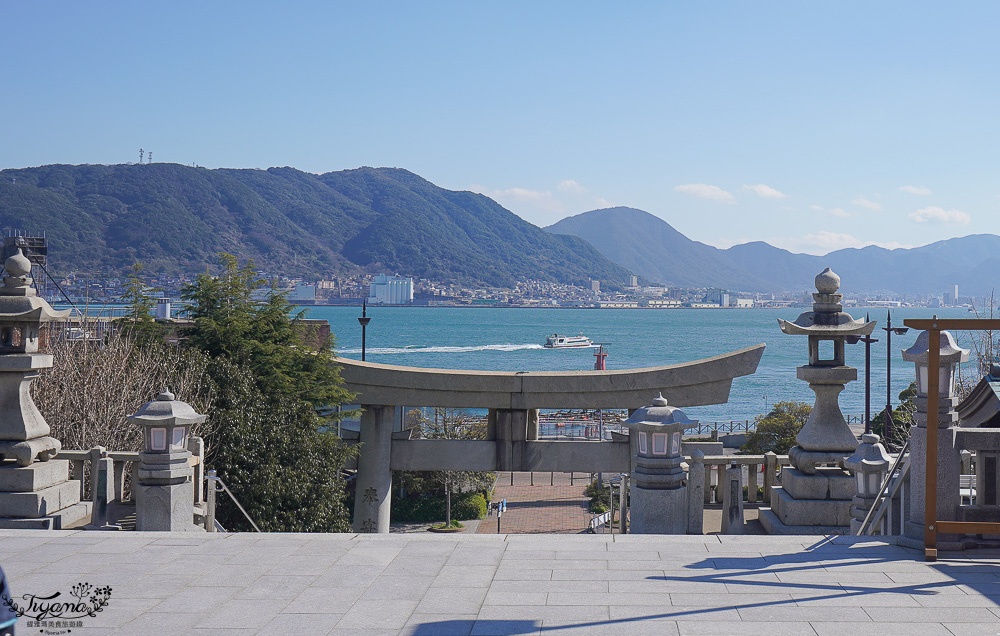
[
  {"left": 738, "top": 605, "right": 871, "bottom": 622},
  {"left": 402, "top": 614, "right": 479, "bottom": 636},
  {"left": 940, "top": 624, "right": 1000, "bottom": 635},
  {"left": 414, "top": 587, "right": 489, "bottom": 614},
  {"left": 282, "top": 586, "right": 366, "bottom": 614},
  {"left": 258, "top": 611, "right": 345, "bottom": 635},
  {"left": 194, "top": 598, "right": 289, "bottom": 629},
  {"left": 809, "top": 622, "right": 954, "bottom": 636},
  {"left": 609, "top": 605, "right": 742, "bottom": 621},
  {"left": 233, "top": 573, "right": 317, "bottom": 600},
  {"left": 677, "top": 621, "right": 819, "bottom": 635},
  {"left": 360, "top": 574, "right": 435, "bottom": 601},
  {"left": 0, "top": 532, "right": 997, "bottom": 635},
  {"left": 336, "top": 599, "right": 421, "bottom": 630},
  {"left": 864, "top": 606, "right": 1000, "bottom": 622}
]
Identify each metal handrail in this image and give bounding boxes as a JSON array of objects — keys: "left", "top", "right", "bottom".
[
  {"left": 206, "top": 471, "right": 261, "bottom": 532},
  {"left": 857, "top": 439, "right": 910, "bottom": 536}
]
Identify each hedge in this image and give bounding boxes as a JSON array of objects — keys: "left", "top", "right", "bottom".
[{"left": 391, "top": 491, "right": 489, "bottom": 523}]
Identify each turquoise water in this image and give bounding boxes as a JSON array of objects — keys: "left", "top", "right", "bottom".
[{"left": 307, "top": 305, "right": 975, "bottom": 423}]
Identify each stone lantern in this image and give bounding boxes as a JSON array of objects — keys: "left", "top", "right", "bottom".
[
  {"left": 622, "top": 393, "right": 696, "bottom": 534},
  {"left": 903, "top": 329, "right": 968, "bottom": 405},
  {"left": 902, "top": 329, "right": 969, "bottom": 541},
  {"left": 0, "top": 248, "right": 93, "bottom": 529},
  {"left": 760, "top": 268, "right": 875, "bottom": 534},
  {"left": 0, "top": 248, "right": 69, "bottom": 466},
  {"left": 844, "top": 433, "right": 891, "bottom": 533},
  {"left": 129, "top": 390, "right": 205, "bottom": 531}
]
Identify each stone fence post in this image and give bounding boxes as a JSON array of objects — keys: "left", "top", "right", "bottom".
[
  {"left": 721, "top": 463, "right": 745, "bottom": 534},
  {"left": 763, "top": 452, "right": 778, "bottom": 504},
  {"left": 687, "top": 450, "right": 705, "bottom": 534}
]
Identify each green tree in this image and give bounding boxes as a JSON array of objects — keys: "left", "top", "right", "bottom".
[
  {"left": 181, "top": 253, "right": 351, "bottom": 406},
  {"left": 871, "top": 381, "right": 917, "bottom": 450},
  {"left": 740, "top": 401, "right": 812, "bottom": 455},
  {"left": 203, "top": 358, "right": 355, "bottom": 532},
  {"left": 181, "top": 253, "right": 356, "bottom": 531},
  {"left": 120, "top": 262, "right": 162, "bottom": 341}
]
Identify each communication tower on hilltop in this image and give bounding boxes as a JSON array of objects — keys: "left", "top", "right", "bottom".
[
  {"left": 139, "top": 148, "right": 144, "bottom": 164},
  {"left": 147, "top": 151, "right": 152, "bottom": 163}
]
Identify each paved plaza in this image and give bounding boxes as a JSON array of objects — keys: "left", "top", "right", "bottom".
[
  {"left": 1, "top": 530, "right": 1000, "bottom": 635},
  {"left": 479, "top": 472, "right": 593, "bottom": 534}
]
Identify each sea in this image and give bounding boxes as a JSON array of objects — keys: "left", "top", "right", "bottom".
[
  {"left": 308, "top": 305, "right": 978, "bottom": 424},
  {"left": 56, "top": 302, "right": 978, "bottom": 425}
]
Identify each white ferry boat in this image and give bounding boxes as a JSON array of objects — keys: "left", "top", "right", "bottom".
[{"left": 544, "top": 334, "right": 593, "bottom": 348}]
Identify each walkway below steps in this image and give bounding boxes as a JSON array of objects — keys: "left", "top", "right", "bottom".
[{"left": 1, "top": 530, "right": 999, "bottom": 635}]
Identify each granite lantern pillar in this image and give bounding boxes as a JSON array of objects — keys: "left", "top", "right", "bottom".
[
  {"left": 902, "top": 329, "right": 968, "bottom": 541},
  {"left": 623, "top": 394, "right": 696, "bottom": 534},
  {"left": 844, "top": 433, "right": 891, "bottom": 534},
  {"left": 0, "top": 248, "right": 92, "bottom": 529},
  {"left": 760, "top": 268, "right": 875, "bottom": 534},
  {"left": 130, "top": 390, "right": 205, "bottom": 531}
]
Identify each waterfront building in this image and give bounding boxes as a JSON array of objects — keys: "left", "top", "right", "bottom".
[
  {"left": 369, "top": 274, "right": 413, "bottom": 305},
  {"left": 290, "top": 282, "right": 316, "bottom": 303}
]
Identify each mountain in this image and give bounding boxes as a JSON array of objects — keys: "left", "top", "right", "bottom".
[
  {"left": 546, "top": 207, "right": 774, "bottom": 290},
  {"left": 0, "top": 164, "right": 630, "bottom": 288},
  {"left": 547, "top": 207, "right": 1000, "bottom": 296}
]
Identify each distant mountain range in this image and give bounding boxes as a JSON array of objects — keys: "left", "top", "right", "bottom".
[
  {"left": 546, "top": 207, "right": 1000, "bottom": 296},
  {"left": 3, "top": 163, "right": 995, "bottom": 296},
  {"left": 0, "top": 164, "right": 629, "bottom": 288}
]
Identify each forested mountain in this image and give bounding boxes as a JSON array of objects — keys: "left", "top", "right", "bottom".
[
  {"left": 547, "top": 207, "right": 1000, "bottom": 295},
  {"left": 0, "top": 164, "right": 630, "bottom": 287}
]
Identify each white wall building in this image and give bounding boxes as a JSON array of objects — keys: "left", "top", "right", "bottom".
[
  {"left": 369, "top": 274, "right": 414, "bottom": 305},
  {"left": 290, "top": 283, "right": 316, "bottom": 302}
]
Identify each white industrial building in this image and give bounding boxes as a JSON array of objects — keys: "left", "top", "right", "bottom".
[{"left": 369, "top": 274, "right": 413, "bottom": 305}]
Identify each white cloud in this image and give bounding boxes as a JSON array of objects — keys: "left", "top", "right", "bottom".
[
  {"left": 469, "top": 184, "right": 565, "bottom": 216},
  {"left": 852, "top": 197, "right": 883, "bottom": 211},
  {"left": 899, "top": 185, "right": 931, "bottom": 195},
  {"left": 827, "top": 207, "right": 856, "bottom": 218},
  {"left": 909, "top": 206, "right": 970, "bottom": 224},
  {"left": 809, "top": 205, "right": 824, "bottom": 211},
  {"left": 768, "top": 232, "right": 914, "bottom": 255},
  {"left": 468, "top": 180, "right": 617, "bottom": 225},
  {"left": 742, "top": 184, "right": 787, "bottom": 199},
  {"left": 704, "top": 237, "right": 753, "bottom": 250},
  {"left": 674, "top": 183, "right": 735, "bottom": 203},
  {"left": 556, "top": 180, "right": 587, "bottom": 193}
]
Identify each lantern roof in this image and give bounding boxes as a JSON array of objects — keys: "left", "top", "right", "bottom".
[
  {"left": 0, "top": 249, "right": 70, "bottom": 322},
  {"left": 902, "top": 329, "right": 969, "bottom": 364},
  {"left": 844, "top": 433, "right": 891, "bottom": 473},
  {"left": 623, "top": 393, "right": 697, "bottom": 431},
  {"left": 129, "top": 390, "right": 207, "bottom": 426},
  {"left": 778, "top": 267, "right": 876, "bottom": 337}
]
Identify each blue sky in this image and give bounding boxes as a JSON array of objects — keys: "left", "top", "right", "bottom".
[{"left": 3, "top": 2, "right": 998, "bottom": 255}]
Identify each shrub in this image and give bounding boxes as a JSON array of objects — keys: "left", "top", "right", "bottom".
[
  {"left": 392, "top": 491, "right": 488, "bottom": 523},
  {"left": 584, "top": 480, "right": 612, "bottom": 512},
  {"left": 740, "top": 401, "right": 812, "bottom": 455}
]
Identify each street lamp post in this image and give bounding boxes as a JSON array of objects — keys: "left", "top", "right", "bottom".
[
  {"left": 881, "top": 310, "right": 909, "bottom": 447},
  {"left": 847, "top": 313, "right": 878, "bottom": 435},
  {"left": 358, "top": 299, "right": 371, "bottom": 361}
]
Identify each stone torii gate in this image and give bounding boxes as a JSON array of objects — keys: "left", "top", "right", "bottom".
[{"left": 339, "top": 344, "right": 765, "bottom": 533}]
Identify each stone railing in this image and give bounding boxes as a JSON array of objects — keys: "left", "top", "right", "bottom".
[
  {"left": 55, "top": 436, "right": 205, "bottom": 527},
  {"left": 694, "top": 453, "right": 792, "bottom": 505}
]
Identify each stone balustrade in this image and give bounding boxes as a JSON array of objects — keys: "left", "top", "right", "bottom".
[
  {"left": 55, "top": 436, "right": 205, "bottom": 528},
  {"left": 694, "top": 453, "right": 792, "bottom": 505}
]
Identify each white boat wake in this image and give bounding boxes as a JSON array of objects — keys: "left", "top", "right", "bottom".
[{"left": 337, "top": 343, "right": 547, "bottom": 355}]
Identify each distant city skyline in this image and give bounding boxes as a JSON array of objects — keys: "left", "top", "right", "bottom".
[{"left": 2, "top": 2, "right": 998, "bottom": 255}]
